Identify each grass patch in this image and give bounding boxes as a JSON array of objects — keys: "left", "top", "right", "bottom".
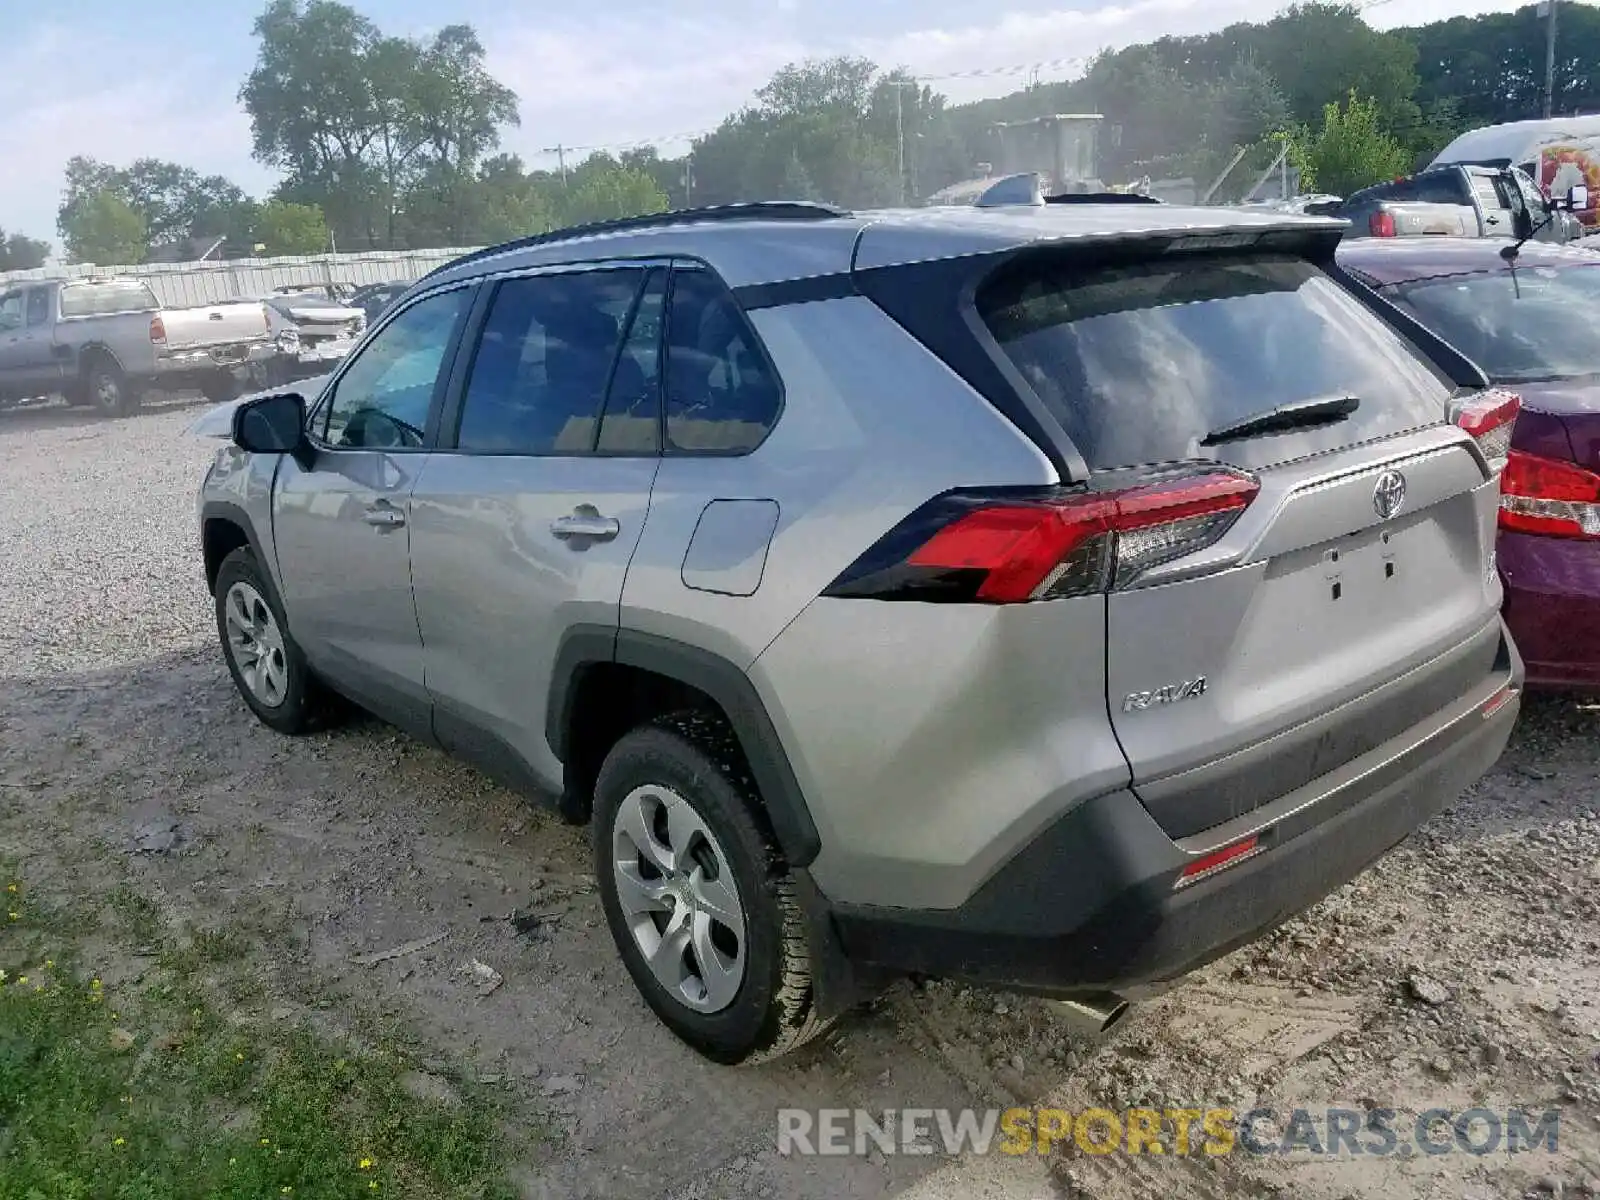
[
  {"left": 108, "top": 885, "right": 162, "bottom": 946},
  {"left": 0, "top": 875, "right": 524, "bottom": 1200}
]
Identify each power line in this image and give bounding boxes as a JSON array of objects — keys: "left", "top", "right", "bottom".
[
  {"left": 523, "top": 0, "right": 1512, "bottom": 171},
  {"left": 527, "top": 55, "right": 1097, "bottom": 165}
]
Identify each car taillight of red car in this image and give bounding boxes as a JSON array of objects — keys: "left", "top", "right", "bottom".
[{"left": 1499, "top": 449, "right": 1600, "bottom": 540}]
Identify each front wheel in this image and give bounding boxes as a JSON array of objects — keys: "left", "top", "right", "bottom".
[
  {"left": 213, "top": 547, "right": 338, "bottom": 735},
  {"left": 593, "top": 713, "right": 826, "bottom": 1065}
]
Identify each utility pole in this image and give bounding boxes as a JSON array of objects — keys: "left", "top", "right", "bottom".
[
  {"left": 1542, "top": 0, "right": 1558, "bottom": 118},
  {"left": 887, "top": 80, "right": 918, "bottom": 205},
  {"left": 682, "top": 154, "right": 695, "bottom": 208},
  {"left": 543, "top": 144, "right": 569, "bottom": 188}
]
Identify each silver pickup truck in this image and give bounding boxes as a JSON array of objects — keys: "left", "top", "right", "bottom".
[
  {"left": 0, "top": 277, "right": 274, "bottom": 416},
  {"left": 1339, "top": 164, "right": 1584, "bottom": 244}
]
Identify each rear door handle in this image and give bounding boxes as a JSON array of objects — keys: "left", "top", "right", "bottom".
[
  {"left": 551, "top": 511, "right": 620, "bottom": 541},
  {"left": 363, "top": 504, "right": 406, "bottom": 528}
]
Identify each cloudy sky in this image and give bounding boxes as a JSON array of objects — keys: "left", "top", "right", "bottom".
[{"left": 0, "top": 0, "right": 1537, "bottom": 246}]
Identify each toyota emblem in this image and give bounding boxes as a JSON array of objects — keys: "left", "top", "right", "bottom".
[{"left": 1373, "top": 470, "right": 1407, "bottom": 521}]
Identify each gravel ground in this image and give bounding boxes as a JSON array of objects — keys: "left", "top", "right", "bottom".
[{"left": 2, "top": 398, "right": 1598, "bottom": 1200}]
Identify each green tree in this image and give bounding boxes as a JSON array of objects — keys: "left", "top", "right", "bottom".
[
  {"left": 57, "top": 156, "right": 256, "bottom": 257},
  {"left": 1241, "top": 4, "right": 1422, "bottom": 129},
  {"left": 241, "top": 1, "right": 520, "bottom": 250},
  {"left": 1401, "top": 3, "right": 1600, "bottom": 129},
  {"left": 60, "top": 190, "right": 148, "bottom": 265},
  {"left": 256, "top": 200, "right": 329, "bottom": 255},
  {"left": 1305, "top": 92, "right": 1413, "bottom": 196},
  {"left": 558, "top": 156, "right": 670, "bottom": 226},
  {"left": 780, "top": 154, "right": 821, "bottom": 201},
  {"left": 0, "top": 230, "right": 51, "bottom": 271},
  {"left": 687, "top": 57, "right": 903, "bottom": 208}
]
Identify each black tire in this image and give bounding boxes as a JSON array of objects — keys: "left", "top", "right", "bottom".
[
  {"left": 213, "top": 547, "right": 339, "bottom": 735},
  {"left": 84, "top": 358, "right": 138, "bottom": 417},
  {"left": 593, "top": 712, "right": 826, "bottom": 1065}
]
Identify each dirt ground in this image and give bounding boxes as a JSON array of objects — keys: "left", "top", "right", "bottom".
[{"left": 2, "top": 396, "right": 1597, "bottom": 1199}]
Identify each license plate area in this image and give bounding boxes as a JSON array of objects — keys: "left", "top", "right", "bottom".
[{"left": 1314, "top": 525, "right": 1400, "bottom": 604}]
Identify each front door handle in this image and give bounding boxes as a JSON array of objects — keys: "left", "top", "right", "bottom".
[
  {"left": 551, "top": 509, "right": 620, "bottom": 541},
  {"left": 363, "top": 504, "right": 406, "bottom": 528}
]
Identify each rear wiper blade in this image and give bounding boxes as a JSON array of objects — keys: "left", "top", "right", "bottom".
[{"left": 1201, "top": 395, "right": 1360, "bottom": 445}]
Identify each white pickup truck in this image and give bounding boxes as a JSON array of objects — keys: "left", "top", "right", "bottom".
[{"left": 0, "top": 277, "right": 274, "bottom": 416}]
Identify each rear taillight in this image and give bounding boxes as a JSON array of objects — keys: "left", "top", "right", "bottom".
[
  {"left": 1370, "top": 212, "right": 1397, "bottom": 237},
  {"left": 1452, "top": 388, "right": 1521, "bottom": 473},
  {"left": 1499, "top": 449, "right": 1600, "bottom": 540},
  {"left": 824, "top": 470, "right": 1259, "bottom": 604},
  {"left": 149, "top": 315, "right": 167, "bottom": 345}
]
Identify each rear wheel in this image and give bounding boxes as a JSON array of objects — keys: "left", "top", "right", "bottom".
[
  {"left": 593, "top": 713, "right": 826, "bottom": 1065},
  {"left": 84, "top": 358, "right": 138, "bottom": 417}
]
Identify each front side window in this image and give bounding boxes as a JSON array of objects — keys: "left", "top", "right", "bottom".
[
  {"left": 454, "top": 268, "right": 643, "bottom": 454},
  {"left": 0, "top": 292, "right": 21, "bottom": 331},
  {"left": 25, "top": 289, "right": 50, "bottom": 327},
  {"left": 1390, "top": 261, "right": 1600, "bottom": 383},
  {"left": 663, "top": 268, "right": 782, "bottom": 454},
  {"left": 322, "top": 287, "right": 468, "bottom": 450}
]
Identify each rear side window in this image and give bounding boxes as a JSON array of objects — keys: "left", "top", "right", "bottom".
[
  {"left": 663, "top": 268, "right": 781, "bottom": 454},
  {"left": 58, "top": 282, "right": 159, "bottom": 317},
  {"left": 455, "top": 268, "right": 642, "bottom": 455},
  {"left": 978, "top": 252, "right": 1453, "bottom": 469},
  {"left": 25, "top": 289, "right": 50, "bottom": 327}
]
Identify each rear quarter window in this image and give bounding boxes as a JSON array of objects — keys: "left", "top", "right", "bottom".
[{"left": 978, "top": 252, "right": 1454, "bottom": 470}]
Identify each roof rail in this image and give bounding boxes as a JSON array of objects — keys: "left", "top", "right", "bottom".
[{"left": 420, "top": 201, "right": 852, "bottom": 281}]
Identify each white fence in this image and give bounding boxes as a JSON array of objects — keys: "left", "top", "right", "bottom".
[{"left": 0, "top": 247, "right": 485, "bottom": 308}]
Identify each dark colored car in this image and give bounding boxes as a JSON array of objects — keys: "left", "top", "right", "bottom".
[
  {"left": 1340, "top": 237, "right": 1600, "bottom": 691},
  {"left": 350, "top": 281, "right": 410, "bottom": 326}
]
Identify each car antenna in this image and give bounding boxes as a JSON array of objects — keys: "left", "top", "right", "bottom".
[{"left": 1501, "top": 204, "right": 1556, "bottom": 263}]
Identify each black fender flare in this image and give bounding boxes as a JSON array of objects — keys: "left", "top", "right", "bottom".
[
  {"left": 199, "top": 500, "right": 277, "bottom": 600},
  {"left": 547, "top": 625, "right": 823, "bottom": 867}
]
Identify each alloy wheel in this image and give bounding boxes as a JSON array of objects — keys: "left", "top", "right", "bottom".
[
  {"left": 611, "top": 784, "right": 747, "bottom": 1013},
  {"left": 223, "top": 581, "right": 289, "bottom": 708}
]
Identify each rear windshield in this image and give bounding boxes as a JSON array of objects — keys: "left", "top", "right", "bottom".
[
  {"left": 59, "top": 281, "right": 159, "bottom": 318},
  {"left": 978, "top": 252, "right": 1453, "bottom": 469},
  {"left": 1390, "top": 261, "right": 1600, "bottom": 383}
]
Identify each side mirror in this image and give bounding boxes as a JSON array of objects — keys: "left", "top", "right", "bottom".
[
  {"left": 1568, "top": 184, "right": 1589, "bottom": 211},
  {"left": 232, "top": 392, "right": 307, "bottom": 455}
]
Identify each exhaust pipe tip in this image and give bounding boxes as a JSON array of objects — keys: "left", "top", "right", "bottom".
[{"left": 1046, "top": 993, "right": 1131, "bottom": 1036}]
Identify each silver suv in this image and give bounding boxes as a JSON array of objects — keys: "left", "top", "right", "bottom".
[{"left": 197, "top": 200, "right": 1524, "bottom": 1064}]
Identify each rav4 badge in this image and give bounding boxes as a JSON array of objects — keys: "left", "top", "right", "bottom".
[{"left": 1123, "top": 677, "right": 1208, "bottom": 713}]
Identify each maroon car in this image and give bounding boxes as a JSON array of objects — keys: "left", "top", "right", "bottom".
[{"left": 1339, "top": 237, "right": 1600, "bottom": 692}]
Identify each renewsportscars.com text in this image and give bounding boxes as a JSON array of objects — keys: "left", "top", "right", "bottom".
[{"left": 776, "top": 1106, "right": 1561, "bottom": 1158}]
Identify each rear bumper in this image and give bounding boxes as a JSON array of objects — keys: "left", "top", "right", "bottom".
[
  {"left": 827, "top": 634, "right": 1521, "bottom": 997},
  {"left": 154, "top": 343, "right": 275, "bottom": 377},
  {"left": 1500, "top": 531, "right": 1600, "bottom": 692}
]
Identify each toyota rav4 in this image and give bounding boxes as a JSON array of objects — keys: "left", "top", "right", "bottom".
[{"left": 195, "top": 200, "right": 1524, "bottom": 1064}]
